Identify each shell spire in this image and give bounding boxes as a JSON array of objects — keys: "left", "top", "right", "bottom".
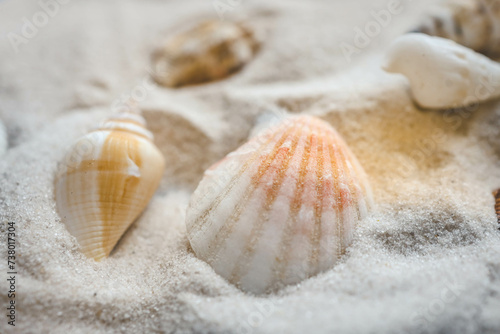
[
  {"left": 186, "top": 115, "right": 373, "bottom": 293},
  {"left": 55, "top": 106, "right": 165, "bottom": 260},
  {"left": 96, "top": 103, "right": 154, "bottom": 140}
]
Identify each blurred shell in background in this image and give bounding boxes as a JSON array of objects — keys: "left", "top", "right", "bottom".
[
  {"left": 186, "top": 115, "right": 373, "bottom": 293},
  {"left": 151, "top": 20, "right": 260, "bottom": 88},
  {"left": 414, "top": 0, "right": 500, "bottom": 58},
  {"left": 55, "top": 107, "right": 165, "bottom": 261}
]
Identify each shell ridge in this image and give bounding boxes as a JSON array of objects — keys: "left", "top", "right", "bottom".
[
  {"left": 335, "top": 135, "right": 368, "bottom": 246},
  {"left": 238, "top": 123, "right": 311, "bottom": 291},
  {"left": 327, "top": 135, "right": 344, "bottom": 259},
  {"left": 333, "top": 131, "right": 366, "bottom": 251},
  {"left": 308, "top": 128, "right": 326, "bottom": 276},
  {"left": 278, "top": 120, "right": 324, "bottom": 284},
  {"left": 229, "top": 123, "right": 303, "bottom": 285},
  {"left": 335, "top": 141, "right": 359, "bottom": 226},
  {"left": 273, "top": 128, "right": 314, "bottom": 286},
  {"left": 202, "top": 126, "right": 298, "bottom": 265},
  {"left": 316, "top": 136, "right": 338, "bottom": 272}
]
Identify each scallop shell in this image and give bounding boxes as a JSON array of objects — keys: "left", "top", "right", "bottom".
[
  {"left": 383, "top": 33, "right": 500, "bottom": 109},
  {"left": 0, "top": 120, "right": 7, "bottom": 157},
  {"left": 186, "top": 115, "right": 373, "bottom": 293},
  {"left": 413, "top": 0, "right": 500, "bottom": 58},
  {"left": 494, "top": 189, "right": 500, "bottom": 228},
  {"left": 55, "top": 108, "right": 165, "bottom": 260},
  {"left": 151, "top": 20, "right": 260, "bottom": 87}
]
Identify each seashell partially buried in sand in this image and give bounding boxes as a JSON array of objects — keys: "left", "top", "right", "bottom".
[
  {"left": 151, "top": 20, "right": 260, "bottom": 88},
  {"left": 383, "top": 33, "right": 500, "bottom": 109},
  {"left": 55, "top": 107, "right": 165, "bottom": 261},
  {"left": 413, "top": 0, "right": 500, "bottom": 58},
  {"left": 186, "top": 115, "right": 373, "bottom": 293}
]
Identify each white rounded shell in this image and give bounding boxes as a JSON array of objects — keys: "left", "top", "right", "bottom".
[
  {"left": 55, "top": 112, "right": 165, "bottom": 260},
  {"left": 384, "top": 33, "right": 500, "bottom": 109},
  {"left": 186, "top": 115, "right": 373, "bottom": 293}
]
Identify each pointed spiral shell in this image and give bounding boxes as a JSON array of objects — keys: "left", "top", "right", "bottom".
[
  {"left": 151, "top": 20, "right": 259, "bottom": 87},
  {"left": 414, "top": 0, "right": 500, "bottom": 58},
  {"left": 186, "top": 115, "right": 373, "bottom": 293},
  {"left": 55, "top": 110, "right": 165, "bottom": 261}
]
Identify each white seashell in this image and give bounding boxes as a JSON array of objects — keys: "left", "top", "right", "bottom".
[
  {"left": 151, "top": 20, "right": 260, "bottom": 87},
  {"left": 55, "top": 107, "right": 165, "bottom": 261},
  {"left": 383, "top": 33, "right": 500, "bottom": 109},
  {"left": 186, "top": 115, "right": 373, "bottom": 293},
  {"left": 0, "top": 120, "right": 7, "bottom": 157},
  {"left": 414, "top": 0, "right": 500, "bottom": 58}
]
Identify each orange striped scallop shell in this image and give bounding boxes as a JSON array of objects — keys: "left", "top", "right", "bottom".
[{"left": 186, "top": 115, "right": 373, "bottom": 293}]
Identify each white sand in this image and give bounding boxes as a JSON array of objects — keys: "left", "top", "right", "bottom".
[{"left": 1, "top": 0, "right": 500, "bottom": 333}]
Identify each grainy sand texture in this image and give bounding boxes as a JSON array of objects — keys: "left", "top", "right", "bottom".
[{"left": 0, "top": 0, "right": 500, "bottom": 333}]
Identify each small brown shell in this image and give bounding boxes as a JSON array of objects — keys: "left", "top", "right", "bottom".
[
  {"left": 151, "top": 20, "right": 260, "bottom": 88},
  {"left": 414, "top": 0, "right": 500, "bottom": 58},
  {"left": 494, "top": 189, "right": 500, "bottom": 228}
]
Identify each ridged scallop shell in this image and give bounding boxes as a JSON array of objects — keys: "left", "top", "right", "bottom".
[
  {"left": 55, "top": 108, "right": 165, "bottom": 261},
  {"left": 494, "top": 189, "right": 500, "bottom": 227},
  {"left": 0, "top": 120, "right": 6, "bottom": 157},
  {"left": 186, "top": 115, "right": 373, "bottom": 293},
  {"left": 414, "top": 0, "right": 500, "bottom": 58},
  {"left": 383, "top": 33, "right": 500, "bottom": 109},
  {"left": 151, "top": 20, "right": 259, "bottom": 87}
]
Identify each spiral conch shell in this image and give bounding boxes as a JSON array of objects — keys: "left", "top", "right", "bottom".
[
  {"left": 414, "top": 0, "right": 500, "bottom": 58},
  {"left": 55, "top": 108, "right": 165, "bottom": 260},
  {"left": 152, "top": 20, "right": 260, "bottom": 87},
  {"left": 383, "top": 33, "right": 500, "bottom": 109},
  {"left": 186, "top": 115, "right": 373, "bottom": 293}
]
